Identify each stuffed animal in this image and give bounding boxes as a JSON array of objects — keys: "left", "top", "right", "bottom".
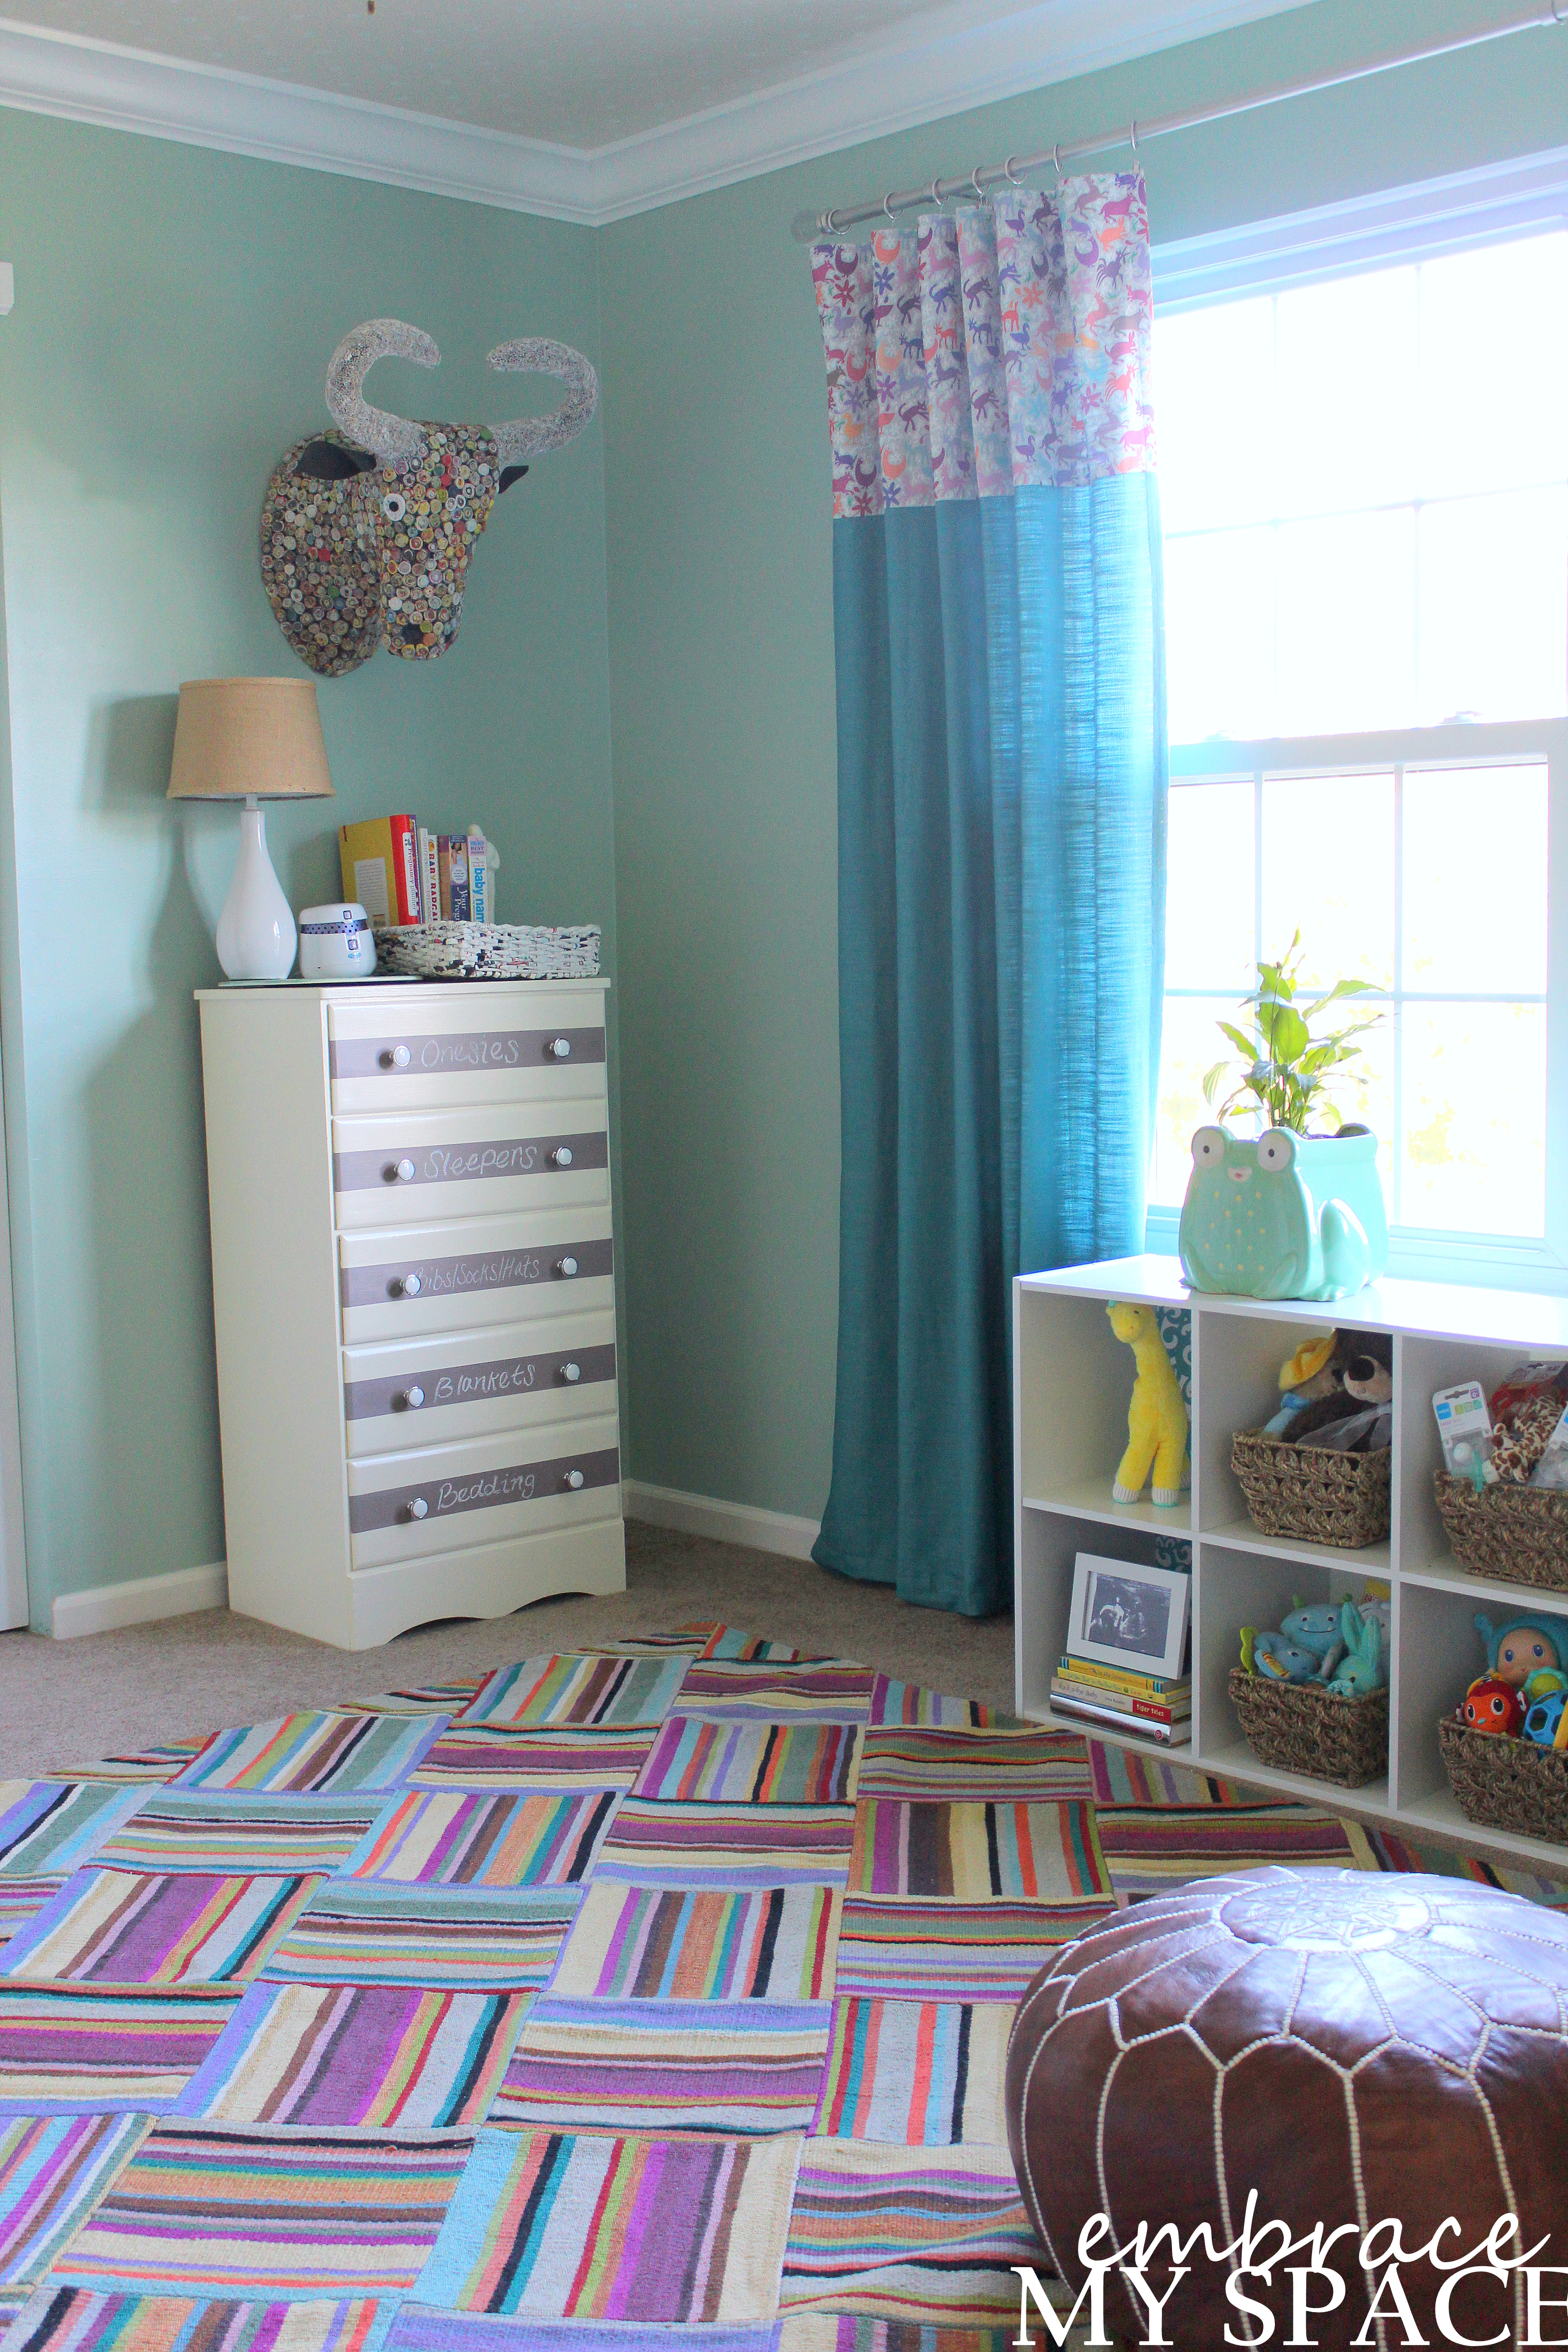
[
  {"left": 1462, "top": 1675, "right": 1525, "bottom": 1736},
  {"left": 1264, "top": 1334, "right": 1343, "bottom": 1436},
  {"left": 1474, "top": 1612, "right": 1567, "bottom": 1690},
  {"left": 1106, "top": 1302, "right": 1190, "bottom": 1509},
  {"left": 1343, "top": 1338, "right": 1393, "bottom": 1405},
  {"left": 1487, "top": 1392, "right": 1564, "bottom": 1484},
  {"left": 1279, "top": 1600, "right": 1347, "bottom": 1682},
  {"left": 1250, "top": 1631, "right": 1323, "bottom": 1684},
  {"left": 1326, "top": 1598, "right": 1387, "bottom": 1697}
]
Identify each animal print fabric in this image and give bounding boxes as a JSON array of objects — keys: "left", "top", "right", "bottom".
[{"left": 811, "top": 176, "right": 1155, "bottom": 519}]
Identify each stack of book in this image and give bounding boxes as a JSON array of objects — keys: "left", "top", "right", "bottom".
[
  {"left": 338, "top": 817, "right": 495, "bottom": 927},
  {"left": 1048, "top": 1656, "right": 1191, "bottom": 1744}
]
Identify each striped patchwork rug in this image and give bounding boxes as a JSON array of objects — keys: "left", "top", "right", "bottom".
[{"left": 0, "top": 1618, "right": 1563, "bottom": 2352}]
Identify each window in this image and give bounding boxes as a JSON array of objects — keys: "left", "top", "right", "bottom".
[{"left": 1150, "top": 210, "right": 1568, "bottom": 1284}]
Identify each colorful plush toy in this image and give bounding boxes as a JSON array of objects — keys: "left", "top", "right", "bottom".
[
  {"left": 1462, "top": 1676, "right": 1526, "bottom": 1736},
  {"left": 1249, "top": 1630, "right": 1323, "bottom": 1684},
  {"left": 1106, "top": 1301, "right": 1190, "bottom": 1509},
  {"left": 1279, "top": 1600, "right": 1347, "bottom": 1682},
  {"left": 1474, "top": 1612, "right": 1567, "bottom": 1690},
  {"left": 1326, "top": 1598, "right": 1387, "bottom": 1697}
]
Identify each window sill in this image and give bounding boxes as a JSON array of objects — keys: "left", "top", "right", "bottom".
[{"left": 1142, "top": 1203, "right": 1568, "bottom": 1297}]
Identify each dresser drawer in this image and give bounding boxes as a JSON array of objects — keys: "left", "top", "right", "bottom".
[
  {"left": 347, "top": 1413, "right": 620, "bottom": 1570},
  {"left": 342, "top": 1311, "right": 617, "bottom": 1459},
  {"left": 338, "top": 1207, "right": 613, "bottom": 1343},
  {"left": 327, "top": 995, "right": 606, "bottom": 1114},
  {"left": 332, "top": 1100, "right": 608, "bottom": 1230}
]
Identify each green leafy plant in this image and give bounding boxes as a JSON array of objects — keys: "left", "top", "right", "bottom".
[{"left": 1202, "top": 931, "right": 1385, "bottom": 1136}]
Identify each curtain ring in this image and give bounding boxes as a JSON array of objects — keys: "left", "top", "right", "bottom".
[
  {"left": 1002, "top": 154, "right": 1021, "bottom": 186},
  {"left": 928, "top": 176, "right": 944, "bottom": 209},
  {"left": 970, "top": 167, "right": 987, "bottom": 201},
  {"left": 1129, "top": 118, "right": 1139, "bottom": 157},
  {"left": 882, "top": 192, "right": 897, "bottom": 222},
  {"left": 1052, "top": 143, "right": 1063, "bottom": 186}
]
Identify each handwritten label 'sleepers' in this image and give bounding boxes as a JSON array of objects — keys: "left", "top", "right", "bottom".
[{"left": 333, "top": 1131, "right": 608, "bottom": 1192}]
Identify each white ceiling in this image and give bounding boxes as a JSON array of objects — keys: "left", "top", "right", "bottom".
[{"left": 0, "top": 0, "right": 1315, "bottom": 220}]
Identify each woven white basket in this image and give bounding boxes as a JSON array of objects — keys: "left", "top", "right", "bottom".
[{"left": 371, "top": 923, "right": 601, "bottom": 980}]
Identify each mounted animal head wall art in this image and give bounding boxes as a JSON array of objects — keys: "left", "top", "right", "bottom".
[{"left": 260, "top": 318, "right": 598, "bottom": 675}]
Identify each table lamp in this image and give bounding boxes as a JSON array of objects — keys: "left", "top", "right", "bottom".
[{"left": 167, "top": 677, "right": 334, "bottom": 980}]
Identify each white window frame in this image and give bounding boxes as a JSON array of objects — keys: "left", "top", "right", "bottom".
[{"left": 1147, "top": 153, "right": 1568, "bottom": 1294}]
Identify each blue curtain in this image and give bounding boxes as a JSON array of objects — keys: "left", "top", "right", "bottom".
[{"left": 809, "top": 183, "right": 1168, "bottom": 1616}]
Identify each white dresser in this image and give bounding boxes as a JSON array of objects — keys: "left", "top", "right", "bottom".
[{"left": 196, "top": 978, "right": 624, "bottom": 1649}]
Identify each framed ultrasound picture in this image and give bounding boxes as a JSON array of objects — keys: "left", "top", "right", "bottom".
[{"left": 1068, "top": 1552, "right": 1190, "bottom": 1681}]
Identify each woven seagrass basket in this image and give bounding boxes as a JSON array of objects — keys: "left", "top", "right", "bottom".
[
  {"left": 1229, "top": 1666, "right": 1388, "bottom": 1788},
  {"left": 1437, "top": 1715, "right": 1568, "bottom": 1845},
  {"left": 1432, "top": 1470, "right": 1568, "bottom": 1592},
  {"left": 1231, "top": 1426, "right": 1392, "bottom": 1549},
  {"left": 372, "top": 922, "right": 601, "bottom": 980}
]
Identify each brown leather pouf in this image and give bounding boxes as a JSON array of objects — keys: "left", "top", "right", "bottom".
[{"left": 1007, "top": 1866, "right": 1568, "bottom": 2350}]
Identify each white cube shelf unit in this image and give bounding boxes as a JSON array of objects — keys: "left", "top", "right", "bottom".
[{"left": 1014, "top": 1253, "right": 1568, "bottom": 1872}]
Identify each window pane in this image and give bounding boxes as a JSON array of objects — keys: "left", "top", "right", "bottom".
[
  {"left": 1166, "top": 779, "right": 1255, "bottom": 990},
  {"left": 1164, "top": 528, "right": 1276, "bottom": 742},
  {"left": 1274, "top": 266, "right": 1418, "bottom": 517},
  {"left": 1418, "top": 234, "right": 1568, "bottom": 500},
  {"left": 1153, "top": 995, "right": 1237, "bottom": 1205},
  {"left": 1152, "top": 296, "right": 1278, "bottom": 532},
  {"left": 1417, "top": 488, "right": 1568, "bottom": 724},
  {"left": 1260, "top": 772, "right": 1395, "bottom": 991},
  {"left": 1399, "top": 1003, "right": 1546, "bottom": 1236},
  {"left": 1274, "top": 511, "right": 1416, "bottom": 735},
  {"left": 1403, "top": 764, "right": 1547, "bottom": 996}
]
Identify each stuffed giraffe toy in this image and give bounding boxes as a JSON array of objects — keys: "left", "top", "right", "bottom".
[{"left": 1106, "top": 1301, "right": 1191, "bottom": 1508}]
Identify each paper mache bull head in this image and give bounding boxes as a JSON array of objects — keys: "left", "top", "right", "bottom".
[{"left": 260, "top": 318, "right": 598, "bottom": 676}]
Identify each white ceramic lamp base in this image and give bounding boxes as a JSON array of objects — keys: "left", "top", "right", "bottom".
[{"left": 216, "top": 798, "right": 297, "bottom": 981}]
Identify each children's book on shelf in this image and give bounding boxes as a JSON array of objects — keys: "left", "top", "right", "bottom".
[{"left": 340, "top": 818, "right": 495, "bottom": 927}]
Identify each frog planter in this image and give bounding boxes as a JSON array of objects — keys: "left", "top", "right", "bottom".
[{"left": 1178, "top": 1125, "right": 1388, "bottom": 1302}]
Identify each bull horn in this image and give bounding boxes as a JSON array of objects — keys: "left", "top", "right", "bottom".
[
  {"left": 325, "top": 319, "right": 439, "bottom": 466},
  {"left": 488, "top": 338, "right": 598, "bottom": 466}
]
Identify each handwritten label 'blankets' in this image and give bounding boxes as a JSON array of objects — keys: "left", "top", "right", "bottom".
[
  {"left": 633, "top": 1721, "right": 860, "bottom": 1807},
  {"left": 549, "top": 1883, "right": 840, "bottom": 2003}
]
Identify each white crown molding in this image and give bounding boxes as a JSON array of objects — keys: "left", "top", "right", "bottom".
[
  {"left": 0, "top": 0, "right": 1314, "bottom": 227},
  {"left": 1153, "top": 142, "right": 1568, "bottom": 305}
]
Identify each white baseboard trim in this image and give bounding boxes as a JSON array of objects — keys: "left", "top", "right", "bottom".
[
  {"left": 625, "top": 1482, "right": 821, "bottom": 1563},
  {"left": 51, "top": 1559, "right": 229, "bottom": 1639}
]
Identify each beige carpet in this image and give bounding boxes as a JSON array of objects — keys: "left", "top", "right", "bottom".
[{"left": 0, "top": 1520, "right": 1015, "bottom": 1778}]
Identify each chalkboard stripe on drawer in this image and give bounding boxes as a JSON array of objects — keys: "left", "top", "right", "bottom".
[
  {"left": 335, "top": 1131, "right": 608, "bottom": 1194},
  {"left": 350, "top": 1446, "right": 620, "bottom": 1533},
  {"left": 329, "top": 1027, "right": 607, "bottom": 1080},
  {"left": 345, "top": 1343, "right": 617, "bottom": 1424},
  {"left": 340, "top": 1235, "right": 613, "bottom": 1310}
]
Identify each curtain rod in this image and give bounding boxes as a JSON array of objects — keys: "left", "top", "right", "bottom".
[{"left": 789, "top": 3, "right": 1566, "bottom": 242}]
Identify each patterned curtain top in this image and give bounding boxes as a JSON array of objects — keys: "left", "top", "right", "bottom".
[{"left": 811, "top": 174, "right": 1155, "bottom": 519}]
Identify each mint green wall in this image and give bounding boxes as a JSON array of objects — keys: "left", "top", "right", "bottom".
[
  {"left": 0, "top": 111, "right": 615, "bottom": 1627},
  {"left": 599, "top": 0, "right": 1568, "bottom": 1528}
]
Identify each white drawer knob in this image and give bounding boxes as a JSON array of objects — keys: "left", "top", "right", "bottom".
[
  {"left": 561, "top": 1362, "right": 581, "bottom": 1384},
  {"left": 380, "top": 1044, "right": 411, "bottom": 1069},
  {"left": 407, "top": 1496, "right": 429, "bottom": 1519},
  {"left": 556, "top": 1256, "right": 578, "bottom": 1278},
  {"left": 397, "top": 1273, "right": 421, "bottom": 1297},
  {"left": 564, "top": 1468, "right": 585, "bottom": 1490},
  {"left": 388, "top": 1158, "right": 415, "bottom": 1183},
  {"left": 548, "top": 1037, "right": 572, "bottom": 1059},
  {"left": 399, "top": 1386, "right": 425, "bottom": 1410},
  {"left": 550, "top": 1146, "right": 573, "bottom": 1168}
]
